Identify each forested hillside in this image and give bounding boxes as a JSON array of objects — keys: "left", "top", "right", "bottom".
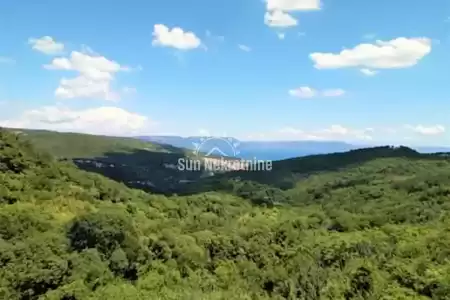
[
  {"left": 11, "top": 128, "right": 183, "bottom": 158},
  {"left": 3, "top": 128, "right": 450, "bottom": 299},
  {"left": 5, "top": 128, "right": 208, "bottom": 194},
  {"left": 6, "top": 128, "right": 244, "bottom": 194}
]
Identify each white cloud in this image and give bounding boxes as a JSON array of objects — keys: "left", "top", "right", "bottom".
[
  {"left": 277, "top": 32, "right": 286, "bottom": 40},
  {"left": 45, "top": 51, "right": 124, "bottom": 79},
  {"left": 310, "top": 37, "right": 432, "bottom": 70},
  {"left": 264, "top": 0, "right": 320, "bottom": 31},
  {"left": 243, "top": 124, "right": 448, "bottom": 143},
  {"left": 264, "top": 10, "right": 298, "bottom": 27},
  {"left": 54, "top": 77, "right": 119, "bottom": 101},
  {"left": 152, "top": 24, "right": 201, "bottom": 50},
  {"left": 0, "top": 56, "right": 15, "bottom": 64},
  {"left": 405, "top": 124, "right": 445, "bottom": 136},
  {"left": 0, "top": 105, "right": 157, "bottom": 136},
  {"left": 238, "top": 44, "right": 252, "bottom": 52},
  {"left": 266, "top": 0, "right": 321, "bottom": 11},
  {"left": 28, "top": 36, "right": 64, "bottom": 55},
  {"left": 289, "top": 86, "right": 316, "bottom": 98},
  {"left": 245, "top": 124, "right": 373, "bottom": 141},
  {"left": 360, "top": 68, "right": 378, "bottom": 76},
  {"left": 45, "top": 50, "right": 129, "bottom": 101},
  {"left": 322, "top": 89, "right": 346, "bottom": 97},
  {"left": 289, "top": 86, "right": 346, "bottom": 98}
]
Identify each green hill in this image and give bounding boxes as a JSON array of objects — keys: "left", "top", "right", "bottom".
[
  {"left": 181, "top": 145, "right": 441, "bottom": 203},
  {"left": 6, "top": 128, "right": 249, "bottom": 194},
  {"left": 4, "top": 128, "right": 450, "bottom": 299},
  {"left": 5, "top": 128, "right": 212, "bottom": 194},
  {"left": 9, "top": 128, "right": 182, "bottom": 158}
]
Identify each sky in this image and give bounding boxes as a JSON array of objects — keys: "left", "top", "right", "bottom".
[{"left": 0, "top": 0, "right": 449, "bottom": 145}]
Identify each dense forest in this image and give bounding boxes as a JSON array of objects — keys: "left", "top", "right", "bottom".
[
  {"left": 9, "top": 128, "right": 239, "bottom": 195},
  {"left": 3, "top": 128, "right": 450, "bottom": 299}
]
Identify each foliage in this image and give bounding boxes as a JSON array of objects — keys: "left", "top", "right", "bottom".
[{"left": 3, "top": 128, "right": 450, "bottom": 299}]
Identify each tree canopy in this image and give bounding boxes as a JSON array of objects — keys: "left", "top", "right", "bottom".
[{"left": 2, "top": 128, "right": 450, "bottom": 299}]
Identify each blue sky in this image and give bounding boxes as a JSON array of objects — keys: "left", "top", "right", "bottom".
[{"left": 0, "top": 0, "right": 449, "bottom": 145}]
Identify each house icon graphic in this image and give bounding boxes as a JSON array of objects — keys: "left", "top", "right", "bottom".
[
  {"left": 205, "top": 147, "right": 229, "bottom": 157},
  {"left": 193, "top": 137, "right": 240, "bottom": 157}
]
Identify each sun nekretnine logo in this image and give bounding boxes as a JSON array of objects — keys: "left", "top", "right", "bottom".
[{"left": 177, "top": 136, "right": 272, "bottom": 172}]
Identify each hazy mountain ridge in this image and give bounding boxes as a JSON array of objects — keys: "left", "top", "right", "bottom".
[
  {"left": 137, "top": 135, "right": 359, "bottom": 160},
  {"left": 137, "top": 135, "right": 450, "bottom": 160}
]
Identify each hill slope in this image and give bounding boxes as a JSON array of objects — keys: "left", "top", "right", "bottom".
[
  {"left": 13, "top": 129, "right": 183, "bottom": 158},
  {"left": 4, "top": 128, "right": 450, "bottom": 299},
  {"left": 181, "top": 146, "right": 434, "bottom": 201},
  {"left": 6, "top": 128, "right": 214, "bottom": 194}
]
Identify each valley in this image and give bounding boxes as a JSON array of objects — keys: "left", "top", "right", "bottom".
[{"left": 2, "top": 128, "right": 450, "bottom": 299}]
